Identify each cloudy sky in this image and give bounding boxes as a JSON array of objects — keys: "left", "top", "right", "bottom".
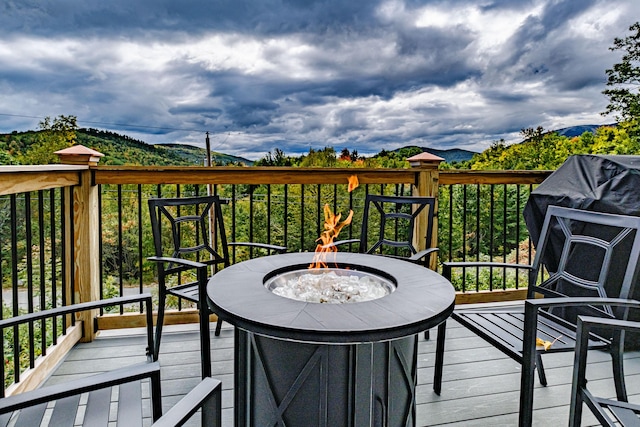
[{"left": 0, "top": 0, "right": 638, "bottom": 159}]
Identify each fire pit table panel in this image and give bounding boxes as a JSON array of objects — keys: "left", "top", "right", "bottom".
[{"left": 208, "top": 252, "right": 455, "bottom": 343}]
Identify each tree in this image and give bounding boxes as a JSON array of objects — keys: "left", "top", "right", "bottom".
[
  {"left": 603, "top": 22, "right": 640, "bottom": 122},
  {"left": 19, "top": 115, "right": 78, "bottom": 164},
  {"left": 254, "top": 148, "right": 293, "bottom": 166},
  {"left": 299, "top": 147, "right": 337, "bottom": 167}
]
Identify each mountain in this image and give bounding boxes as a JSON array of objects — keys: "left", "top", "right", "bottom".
[
  {"left": 160, "top": 143, "right": 253, "bottom": 166},
  {"left": 553, "top": 123, "right": 616, "bottom": 138},
  {"left": 0, "top": 128, "right": 253, "bottom": 166},
  {"left": 1, "top": 123, "right": 616, "bottom": 167},
  {"left": 392, "top": 147, "right": 478, "bottom": 164}
]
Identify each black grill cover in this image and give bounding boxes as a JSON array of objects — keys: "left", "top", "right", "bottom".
[
  {"left": 524, "top": 154, "right": 640, "bottom": 245},
  {"left": 523, "top": 155, "right": 640, "bottom": 345}
]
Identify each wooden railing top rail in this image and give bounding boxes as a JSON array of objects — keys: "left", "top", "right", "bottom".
[
  {"left": 439, "top": 170, "right": 551, "bottom": 185},
  {"left": 92, "top": 166, "right": 552, "bottom": 186},
  {"left": 0, "top": 165, "right": 86, "bottom": 196},
  {"left": 92, "top": 166, "right": 418, "bottom": 186}
]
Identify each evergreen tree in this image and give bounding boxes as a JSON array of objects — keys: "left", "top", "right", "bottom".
[
  {"left": 603, "top": 22, "right": 640, "bottom": 124},
  {"left": 19, "top": 115, "right": 77, "bottom": 165}
]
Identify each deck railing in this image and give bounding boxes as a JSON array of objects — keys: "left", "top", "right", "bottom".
[{"left": 0, "top": 151, "right": 551, "bottom": 395}]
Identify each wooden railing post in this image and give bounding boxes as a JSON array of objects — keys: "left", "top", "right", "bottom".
[
  {"left": 56, "top": 146, "right": 104, "bottom": 342},
  {"left": 408, "top": 153, "right": 443, "bottom": 270}
]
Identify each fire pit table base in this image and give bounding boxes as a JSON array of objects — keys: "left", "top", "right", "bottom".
[
  {"left": 236, "top": 329, "right": 417, "bottom": 427},
  {"left": 207, "top": 253, "right": 455, "bottom": 427}
]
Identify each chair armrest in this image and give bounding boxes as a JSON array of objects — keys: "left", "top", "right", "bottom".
[
  {"left": 408, "top": 247, "right": 439, "bottom": 263},
  {"left": 152, "top": 377, "right": 222, "bottom": 427},
  {"left": 577, "top": 315, "right": 640, "bottom": 335},
  {"left": 147, "top": 256, "right": 207, "bottom": 270},
  {"left": 525, "top": 297, "right": 640, "bottom": 311},
  {"left": 0, "top": 362, "right": 161, "bottom": 415},
  {"left": 327, "top": 238, "right": 360, "bottom": 248},
  {"left": 442, "top": 261, "right": 532, "bottom": 279},
  {"left": 0, "top": 293, "right": 156, "bottom": 362},
  {"left": 0, "top": 294, "right": 153, "bottom": 330},
  {"left": 228, "top": 241, "right": 287, "bottom": 254},
  {"left": 443, "top": 261, "right": 532, "bottom": 269},
  {"left": 522, "top": 298, "right": 640, "bottom": 348}
]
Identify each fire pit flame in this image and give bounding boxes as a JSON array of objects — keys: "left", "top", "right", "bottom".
[
  {"left": 309, "top": 174, "right": 359, "bottom": 270},
  {"left": 309, "top": 204, "right": 353, "bottom": 269},
  {"left": 266, "top": 175, "right": 391, "bottom": 304}
]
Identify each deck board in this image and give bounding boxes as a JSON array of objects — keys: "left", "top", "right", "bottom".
[{"left": 45, "top": 320, "right": 640, "bottom": 426}]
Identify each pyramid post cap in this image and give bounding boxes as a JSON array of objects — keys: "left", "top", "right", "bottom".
[
  {"left": 407, "top": 152, "right": 445, "bottom": 168},
  {"left": 55, "top": 145, "right": 104, "bottom": 166}
]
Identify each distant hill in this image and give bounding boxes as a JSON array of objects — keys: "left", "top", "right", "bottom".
[
  {"left": 77, "top": 129, "right": 252, "bottom": 165},
  {"left": 0, "top": 128, "right": 253, "bottom": 166},
  {"left": 553, "top": 123, "right": 616, "bottom": 138},
  {"left": 160, "top": 143, "right": 253, "bottom": 166},
  {"left": 0, "top": 123, "right": 617, "bottom": 167},
  {"left": 392, "top": 147, "right": 478, "bottom": 164}
]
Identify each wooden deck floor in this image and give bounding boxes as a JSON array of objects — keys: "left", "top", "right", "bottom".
[{"left": 45, "top": 319, "right": 640, "bottom": 426}]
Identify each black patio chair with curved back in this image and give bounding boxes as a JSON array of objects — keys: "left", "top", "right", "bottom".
[
  {"left": 569, "top": 314, "right": 640, "bottom": 427},
  {"left": 148, "top": 195, "right": 286, "bottom": 378},
  {"left": 333, "top": 194, "right": 440, "bottom": 338},
  {"left": 333, "top": 194, "right": 439, "bottom": 267},
  {"left": 0, "top": 294, "right": 224, "bottom": 426},
  {"left": 433, "top": 205, "right": 640, "bottom": 427}
]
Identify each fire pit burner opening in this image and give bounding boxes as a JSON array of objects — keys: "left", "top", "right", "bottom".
[{"left": 264, "top": 265, "right": 396, "bottom": 304}]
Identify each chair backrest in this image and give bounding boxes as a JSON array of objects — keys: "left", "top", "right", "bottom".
[
  {"left": 148, "top": 195, "right": 230, "bottom": 273},
  {"left": 528, "top": 206, "right": 640, "bottom": 318},
  {"left": 358, "top": 194, "right": 436, "bottom": 258}
]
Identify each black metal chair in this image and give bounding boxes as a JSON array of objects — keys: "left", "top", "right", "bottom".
[
  {"left": 433, "top": 206, "right": 640, "bottom": 427},
  {"left": 333, "top": 194, "right": 440, "bottom": 339},
  {"left": 148, "top": 195, "right": 286, "bottom": 378},
  {"left": 333, "top": 194, "right": 438, "bottom": 267},
  {"left": 569, "top": 314, "right": 640, "bottom": 427},
  {"left": 0, "top": 293, "right": 223, "bottom": 426}
]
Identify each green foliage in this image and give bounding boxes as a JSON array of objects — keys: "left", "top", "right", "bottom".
[
  {"left": 603, "top": 22, "right": 640, "bottom": 123},
  {"left": 300, "top": 147, "right": 338, "bottom": 167},
  {"left": 77, "top": 129, "right": 195, "bottom": 166},
  {"left": 447, "top": 265, "right": 530, "bottom": 292},
  {"left": 17, "top": 115, "right": 78, "bottom": 165},
  {"left": 0, "top": 127, "right": 252, "bottom": 167},
  {"left": 469, "top": 124, "right": 640, "bottom": 170},
  {"left": 255, "top": 148, "right": 295, "bottom": 166}
]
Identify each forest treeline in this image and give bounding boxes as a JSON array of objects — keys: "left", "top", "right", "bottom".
[{"left": 1, "top": 117, "right": 639, "bottom": 172}]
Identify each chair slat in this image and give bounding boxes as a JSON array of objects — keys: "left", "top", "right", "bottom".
[
  {"left": 610, "top": 405, "right": 640, "bottom": 426},
  {"left": 455, "top": 312, "right": 524, "bottom": 354}
]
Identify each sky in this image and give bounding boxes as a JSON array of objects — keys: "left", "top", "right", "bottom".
[{"left": 0, "top": 0, "right": 638, "bottom": 160}]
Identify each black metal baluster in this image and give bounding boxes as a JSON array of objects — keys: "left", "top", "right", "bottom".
[{"left": 10, "top": 194, "right": 20, "bottom": 383}]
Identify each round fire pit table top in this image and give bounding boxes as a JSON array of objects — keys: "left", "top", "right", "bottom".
[{"left": 207, "top": 252, "right": 455, "bottom": 343}]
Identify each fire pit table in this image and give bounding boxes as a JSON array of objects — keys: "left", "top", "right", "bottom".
[{"left": 207, "top": 252, "right": 455, "bottom": 427}]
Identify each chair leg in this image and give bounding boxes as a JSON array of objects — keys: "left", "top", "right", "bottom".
[
  {"left": 433, "top": 321, "right": 447, "bottom": 395},
  {"left": 611, "top": 337, "right": 628, "bottom": 401},
  {"left": 154, "top": 292, "right": 167, "bottom": 361},
  {"left": 215, "top": 317, "right": 223, "bottom": 337},
  {"left": 199, "top": 304, "right": 212, "bottom": 379},
  {"left": 535, "top": 353, "right": 547, "bottom": 387},
  {"left": 519, "top": 302, "right": 538, "bottom": 427}
]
